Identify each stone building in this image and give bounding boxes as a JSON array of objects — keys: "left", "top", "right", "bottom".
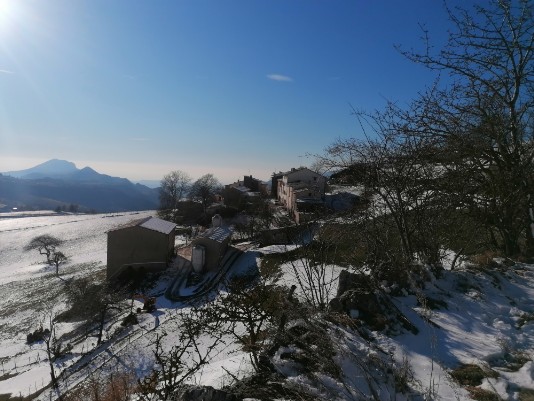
[{"left": 107, "top": 216, "right": 176, "bottom": 279}]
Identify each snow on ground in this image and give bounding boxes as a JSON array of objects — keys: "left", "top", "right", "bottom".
[
  {"left": 377, "top": 265, "right": 534, "bottom": 400},
  {"left": 270, "top": 257, "right": 534, "bottom": 400},
  {"left": 0, "top": 211, "right": 263, "bottom": 399},
  {"left": 2, "top": 212, "right": 534, "bottom": 400},
  {"left": 0, "top": 211, "right": 155, "bottom": 397},
  {"left": 0, "top": 211, "right": 153, "bottom": 285}
]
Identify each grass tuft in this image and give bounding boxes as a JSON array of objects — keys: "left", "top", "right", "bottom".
[{"left": 450, "top": 364, "right": 498, "bottom": 386}]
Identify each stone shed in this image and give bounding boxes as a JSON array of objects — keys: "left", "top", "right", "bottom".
[
  {"left": 191, "top": 226, "right": 232, "bottom": 273},
  {"left": 107, "top": 216, "right": 176, "bottom": 279}
]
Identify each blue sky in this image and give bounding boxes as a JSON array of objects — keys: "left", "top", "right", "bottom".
[{"left": 0, "top": 0, "right": 457, "bottom": 183}]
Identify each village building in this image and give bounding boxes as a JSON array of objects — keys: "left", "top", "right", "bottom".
[
  {"left": 271, "top": 171, "right": 287, "bottom": 198},
  {"left": 223, "top": 175, "right": 267, "bottom": 210},
  {"left": 191, "top": 226, "right": 232, "bottom": 273},
  {"left": 276, "top": 167, "right": 327, "bottom": 223},
  {"left": 107, "top": 216, "right": 176, "bottom": 279}
]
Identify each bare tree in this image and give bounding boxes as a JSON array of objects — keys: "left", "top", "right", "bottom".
[
  {"left": 315, "top": 0, "right": 533, "bottom": 264},
  {"left": 189, "top": 173, "right": 222, "bottom": 214},
  {"left": 286, "top": 224, "right": 341, "bottom": 310},
  {"left": 25, "top": 234, "right": 63, "bottom": 264},
  {"left": 39, "top": 309, "right": 71, "bottom": 390},
  {"left": 397, "top": 0, "right": 534, "bottom": 256},
  {"left": 64, "top": 278, "right": 128, "bottom": 344},
  {"left": 51, "top": 251, "right": 68, "bottom": 275},
  {"left": 158, "top": 170, "right": 192, "bottom": 223},
  {"left": 201, "top": 273, "right": 286, "bottom": 372},
  {"left": 316, "top": 100, "right": 448, "bottom": 268},
  {"left": 137, "top": 310, "right": 223, "bottom": 401}
]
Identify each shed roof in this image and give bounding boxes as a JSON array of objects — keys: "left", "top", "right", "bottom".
[
  {"left": 200, "top": 226, "right": 232, "bottom": 243},
  {"left": 140, "top": 217, "right": 176, "bottom": 234},
  {"left": 110, "top": 216, "right": 176, "bottom": 235}
]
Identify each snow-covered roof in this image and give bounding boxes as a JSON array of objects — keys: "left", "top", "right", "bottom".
[
  {"left": 285, "top": 167, "right": 320, "bottom": 178},
  {"left": 111, "top": 216, "right": 176, "bottom": 234},
  {"left": 139, "top": 217, "right": 176, "bottom": 234},
  {"left": 294, "top": 187, "right": 314, "bottom": 194},
  {"left": 200, "top": 226, "right": 232, "bottom": 243}
]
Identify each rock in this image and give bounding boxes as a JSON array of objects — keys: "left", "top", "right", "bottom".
[
  {"left": 329, "top": 270, "right": 418, "bottom": 334},
  {"left": 336, "top": 269, "right": 373, "bottom": 296},
  {"left": 178, "top": 385, "right": 240, "bottom": 401}
]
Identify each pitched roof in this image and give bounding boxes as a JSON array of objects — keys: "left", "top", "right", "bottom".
[
  {"left": 200, "top": 226, "right": 232, "bottom": 243},
  {"left": 140, "top": 217, "right": 176, "bottom": 234},
  {"left": 110, "top": 216, "right": 176, "bottom": 235},
  {"left": 285, "top": 167, "right": 321, "bottom": 178}
]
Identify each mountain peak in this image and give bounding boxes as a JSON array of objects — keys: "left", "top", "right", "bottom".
[
  {"left": 78, "top": 166, "right": 98, "bottom": 174},
  {"left": 4, "top": 159, "right": 79, "bottom": 179},
  {"left": 38, "top": 159, "right": 78, "bottom": 170}
]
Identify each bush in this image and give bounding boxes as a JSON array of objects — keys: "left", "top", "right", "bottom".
[
  {"left": 26, "top": 327, "right": 50, "bottom": 344},
  {"left": 63, "top": 372, "right": 137, "bottom": 401}
]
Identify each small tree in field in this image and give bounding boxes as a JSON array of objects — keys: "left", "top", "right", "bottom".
[
  {"left": 51, "top": 251, "right": 68, "bottom": 275},
  {"left": 25, "top": 235, "right": 63, "bottom": 264}
]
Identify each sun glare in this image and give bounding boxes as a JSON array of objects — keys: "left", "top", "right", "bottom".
[
  {"left": 0, "top": 0, "right": 11, "bottom": 16},
  {"left": 0, "top": 0, "right": 16, "bottom": 29}
]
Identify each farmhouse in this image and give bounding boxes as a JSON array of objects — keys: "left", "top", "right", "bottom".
[{"left": 107, "top": 216, "right": 176, "bottom": 279}]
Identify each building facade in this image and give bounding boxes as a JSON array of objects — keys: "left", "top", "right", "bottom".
[
  {"left": 277, "top": 167, "right": 326, "bottom": 217},
  {"left": 191, "top": 226, "right": 232, "bottom": 273},
  {"left": 107, "top": 216, "right": 176, "bottom": 279}
]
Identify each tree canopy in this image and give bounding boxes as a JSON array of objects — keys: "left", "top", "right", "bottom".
[
  {"left": 189, "top": 173, "right": 222, "bottom": 213},
  {"left": 158, "top": 170, "right": 192, "bottom": 223},
  {"left": 318, "top": 0, "right": 534, "bottom": 273},
  {"left": 24, "top": 235, "right": 63, "bottom": 264}
]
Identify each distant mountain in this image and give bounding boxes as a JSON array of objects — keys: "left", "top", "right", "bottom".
[
  {"left": 0, "top": 160, "right": 159, "bottom": 212},
  {"left": 5, "top": 159, "right": 79, "bottom": 179},
  {"left": 134, "top": 180, "right": 161, "bottom": 189}
]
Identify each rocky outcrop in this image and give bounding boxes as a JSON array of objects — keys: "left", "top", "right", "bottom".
[
  {"left": 177, "top": 385, "right": 240, "bottom": 401},
  {"left": 329, "top": 270, "right": 418, "bottom": 334}
]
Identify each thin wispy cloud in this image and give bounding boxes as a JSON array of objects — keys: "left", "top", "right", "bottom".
[
  {"left": 0, "top": 69, "right": 14, "bottom": 74},
  {"left": 267, "top": 74, "right": 293, "bottom": 82}
]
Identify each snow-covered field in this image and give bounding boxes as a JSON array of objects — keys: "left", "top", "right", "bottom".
[
  {"left": 0, "top": 211, "right": 154, "bottom": 397},
  {"left": 0, "top": 211, "right": 255, "bottom": 400},
  {"left": 1, "top": 212, "right": 533, "bottom": 400}
]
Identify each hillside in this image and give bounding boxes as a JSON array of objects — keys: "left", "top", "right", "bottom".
[
  {"left": 0, "top": 160, "right": 159, "bottom": 212},
  {"left": 0, "top": 213, "right": 533, "bottom": 401}
]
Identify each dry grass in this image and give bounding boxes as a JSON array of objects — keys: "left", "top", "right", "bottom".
[
  {"left": 469, "top": 250, "right": 502, "bottom": 269},
  {"left": 519, "top": 389, "right": 534, "bottom": 401},
  {"left": 466, "top": 387, "right": 502, "bottom": 401},
  {"left": 63, "top": 372, "right": 138, "bottom": 401},
  {"left": 450, "top": 364, "right": 499, "bottom": 386}
]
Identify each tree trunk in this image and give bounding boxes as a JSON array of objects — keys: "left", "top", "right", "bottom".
[
  {"left": 97, "top": 308, "right": 107, "bottom": 345},
  {"left": 45, "top": 340, "right": 58, "bottom": 388}
]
